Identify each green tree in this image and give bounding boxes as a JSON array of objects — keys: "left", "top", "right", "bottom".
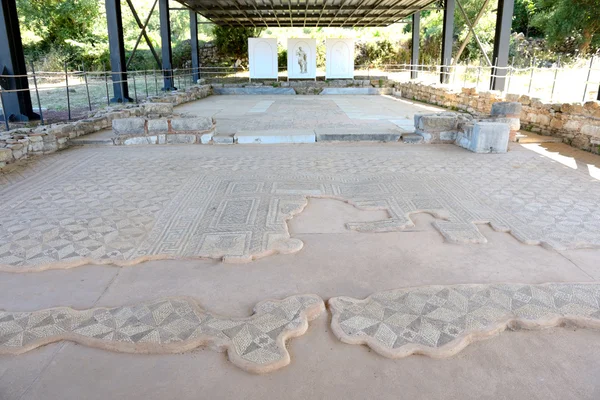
[
  {"left": 17, "top": 0, "right": 100, "bottom": 48},
  {"left": 213, "top": 26, "right": 264, "bottom": 60},
  {"left": 532, "top": 0, "right": 600, "bottom": 54}
]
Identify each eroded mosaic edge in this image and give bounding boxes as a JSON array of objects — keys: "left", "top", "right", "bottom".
[
  {"left": 0, "top": 294, "right": 325, "bottom": 374},
  {"left": 329, "top": 283, "right": 600, "bottom": 359}
]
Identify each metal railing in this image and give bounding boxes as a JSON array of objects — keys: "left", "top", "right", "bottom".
[
  {"left": 197, "top": 58, "right": 600, "bottom": 104},
  {"left": 1, "top": 58, "right": 599, "bottom": 132},
  {"left": 0, "top": 66, "right": 199, "bottom": 131}
]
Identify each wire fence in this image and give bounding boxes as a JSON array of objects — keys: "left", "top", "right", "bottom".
[
  {"left": 0, "top": 65, "right": 198, "bottom": 131},
  {"left": 198, "top": 57, "right": 600, "bottom": 104},
  {"left": 1, "top": 57, "right": 599, "bottom": 132}
]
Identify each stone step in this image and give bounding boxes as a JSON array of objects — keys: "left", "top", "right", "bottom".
[
  {"left": 401, "top": 133, "right": 424, "bottom": 144},
  {"left": 213, "top": 134, "right": 234, "bottom": 144},
  {"left": 213, "top": 87, "right": 296, "bottom": 95},
  {"left": 69, "top": 138, "right": 114, "bottom": 146},
  {"left": 315, "top": 128, "right": 401, "bottom": 142},
  {"left": 234, "top": 129, "right": 316, "bottom": 144},
  {"left": 319, "top": 87, "right": 392, "bottom": 95}
]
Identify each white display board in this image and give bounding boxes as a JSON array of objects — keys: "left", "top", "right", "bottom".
[
  {"left": 287, "top": 38, "right": 317, "bottom": 79},
  {"left": 248, "top": 38, "right": 278, "bottom": 79},
  {"left": 326, "top": 39, "right": 355, "bottom": 79}
]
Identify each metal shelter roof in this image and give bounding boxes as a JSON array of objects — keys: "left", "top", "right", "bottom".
[{"left": 179, "top": 0, "right": 440, "bottom": 27}]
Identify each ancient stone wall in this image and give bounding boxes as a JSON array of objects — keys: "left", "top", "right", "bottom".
[
  {"left": 198, "top": 42, "right": 231, "bottom": 66},
  {"left": 212, "top": 78, "right": 395, "bottom": 95},
  {"left": 394, "top": 81, "right": 600, "bottom": 154},
  {"left": 0, "top": 84, "right": 212, "bottom": 171}
]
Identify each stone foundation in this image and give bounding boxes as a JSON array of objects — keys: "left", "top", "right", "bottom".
[
  {"left": 212, "top": 78, "right": 395, "bottom": 95},
  {"left": 0, "top": 84, "right": 212, "bottom": 171},
  {"left": 415, "top": 110, "right": 511, "bottom": 153},
  {"left": 394, "top": 81, "right": 600, "bottom": 154},
  {"left": 112, "top": 115, "right": 215, "bottom": 145}
]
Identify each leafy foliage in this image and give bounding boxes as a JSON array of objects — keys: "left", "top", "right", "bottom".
[
  {"left": 213, "top": 26, "right": 265, "bottom": 61},
  {"left": 530, "top": 0, "right": 600, "bottom": 54},
  {"left": 11, "top": 0, "right": 600, "bottom": 73}
]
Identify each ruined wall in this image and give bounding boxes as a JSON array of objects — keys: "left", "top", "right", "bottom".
[
  {"left": 198, "top": 42, "right": 231, "bottom": 66},
  {"left": 394, "top": 81, "right": 600, "bottom": 154},
  {"left": 0, "top": 84, "right": 212, "bottom": 171}
]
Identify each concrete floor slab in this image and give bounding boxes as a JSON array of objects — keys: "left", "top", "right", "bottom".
[
  {"left": 0, "top": 266, "right": 118, "bottom": 311},
  {"left": 8, "top": 320, "right": 600, "bottom": 400}
]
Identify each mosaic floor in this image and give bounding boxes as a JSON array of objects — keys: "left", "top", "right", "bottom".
[
  {"left": 0, "top": 294, "right": 324, "bottom": 374},
  {"left": 1, "top": 144, "right": 600, "bottom": 271},
  {"left": 330, "top": 283, "right": 600, "bottom": 358},
  {"left": 174, "top": 95, "right": 434, "bottom": 134}
]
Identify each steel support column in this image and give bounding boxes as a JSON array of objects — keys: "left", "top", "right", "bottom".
[
  {"left": 105, "top": 0, "right": 132, "bottom": 102},
  {"left": 440, "top": 0, "right": 455, "bottom": 84},
  {"left": 190, "top": 11, "right": 200, "bottom": 83},
  {"left": 159, "top": 0, "right": 176, "bottom": 90},
  {"left": 0, "top": 0, "right": 39, "bottom": 121},
  {"left": 490, "top": 0, "right": 514, "bottom": 90},
  {"left": 411, "top": 12, "right": 420, "bottom": 79}
]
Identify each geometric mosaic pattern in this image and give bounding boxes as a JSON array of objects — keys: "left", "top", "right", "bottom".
[
  {"left": 1, "top": 144, "right": 600, "bottom": 271},
  {"left": 329, "top": 283, "right": 600, "bottom": 359},
  {"left": 0, "top": 294, "right": 324, "bottom": 374}
]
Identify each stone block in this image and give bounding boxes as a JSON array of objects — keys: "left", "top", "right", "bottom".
[
  {"left": 112, "top": 118, "right": 146, "bottom": 135},
  {"left": 583, "top": 101, "right": 600, "bottom": 113},
  {"left": 0, "top": 148, "right": 13, "bottom": 162},
  {"left": 213, "top": 135, "right": 234, "bottom": 145},
  {"left": 147, "top": 119, "right": 169, "bottom": 133},
  {"left": 517, "top": 95, "right": 531, "bottom": 106},
  {"left": 166, "top": 134, "right": 198, "bottom": 144},
  {"left": 123, "top": 136, "right": 157, "bottom": 146},
  {"left": 489, "top": 117, "right": 520, "bottom": 131},
  {"left": 415, "top": 113, "right": 458, "bottom": 133},
  {"left": 27, "top": 136, "right": 44, "bottom": 152},
  {"left": 200, "top": 132, "right": 213, "bottom": 144},
  {"left": 564, "top": 120, "right": 583, "bottom": 131},
  {"left": 536, "top": 114, "right": 551, "bottom": 126},
  {"left": 455, "top": 122, "right": 509, "bottom": 153},
  {"left": 439, "top": 131, "right": 457, "bottom": 142},
  {"left": 213, "top": 87, "right": 296, "bottom": 95},
  {"left": 170, "top": 117, "right": 213, "bottom": 132},
  {"left": 42, "top": 134, "right": 58, "bottom": 153},
  {"left": 316, "top": 128, "right": 400, "bottom": 142},
  {"left": 491, "top": 102, "right": 522, "bottom": 117},
  {"left": 142, "top": 103, "right": 173, "bottom": 116},
  {"left": 320, "top": 87, "right": 392, "bottom": 95},
  {"left": 581, "top": 125, "right": 600, "bottom": 139}
]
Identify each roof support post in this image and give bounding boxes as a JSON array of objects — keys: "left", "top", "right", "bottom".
[
  {"left": 190, "top": 11, "right": 199, "bottom": 83},
  {"left": 490, "top": 0, "right": 514, "bottom": 90},
  {"left": 0, "top": 0, "right": 39, "bottom": 121},
  {"left": 411, "top": 12, "right": 420, "bottom": 79},
  {"left": 105, "top": 0, "right": 132, "bottom": 103},
  {"left": 159, "top": 0, "right": 176, "bottom": 90},
  {"left": 440, "top": 0, "right": 455, "bottom": 84}
]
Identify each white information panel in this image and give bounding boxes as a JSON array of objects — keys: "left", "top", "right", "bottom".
[
  {"left": 287, "top": 38, "right": 317, "bottom": 79},
  {"left": 248, "top": 38, "right": 278, "bottom": 79},
  {"left": 325, "top": 39, "right": 355, "bottom": 79}
]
